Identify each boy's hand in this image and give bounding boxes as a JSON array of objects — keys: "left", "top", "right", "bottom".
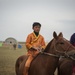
[
  {"left": 30, "top": 47, "right": 44, "bottom": 52},
  {"left": 37, "top": 47, "right": 44, "bottom": 52},
  {"left": 30, "top": 47, "right": 37, "bottom": 51}
]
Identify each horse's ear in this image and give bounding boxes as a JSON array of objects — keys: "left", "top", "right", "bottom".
[
  {"left": 58, "top": 32, "right": 63, "bottom": 37},
  {"left": 53, "top": 31, "right": 58, "bottom": 39}
]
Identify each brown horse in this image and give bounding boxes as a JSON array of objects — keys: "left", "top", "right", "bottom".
[
  {"left": 15, "top": 31, "right": 75, "bottom": 75},
  {"left": 58, "top": 48, "right": 75, "bottom": 75}
]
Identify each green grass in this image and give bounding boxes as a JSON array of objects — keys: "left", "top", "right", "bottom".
[{"left": 0, "top": 47, "right": 27, "bottom": 75}]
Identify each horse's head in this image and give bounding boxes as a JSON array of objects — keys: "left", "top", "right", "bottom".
[
  {"left": 44, "top": 31, "right": 75, "bottom": 58},
  {"left": 53, "top": 31, "right": 75, "bottom": 57}
]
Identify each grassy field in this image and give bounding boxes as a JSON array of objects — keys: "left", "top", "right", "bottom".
[
  {"left": 0, "top": 47, "right": 57, "bottom": 75},
  {"left": 0, "top": 47, "right": 27, "bottom": 75}
]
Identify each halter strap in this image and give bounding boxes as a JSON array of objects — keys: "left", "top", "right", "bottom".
[
  {"left": 53, "top": 39, "right": 75, "bottom": 60},
  {"left": 53, "top": 38, "right": 72, "bottom": 55}
]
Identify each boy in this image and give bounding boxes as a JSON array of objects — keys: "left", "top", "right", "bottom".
[{"left": 25, "top": 22, "right": 46, "bottom": 75}]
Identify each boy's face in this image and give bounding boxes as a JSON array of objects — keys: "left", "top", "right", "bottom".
[{"left": 33, "top": 25, "right": 41, "bottom": 33}]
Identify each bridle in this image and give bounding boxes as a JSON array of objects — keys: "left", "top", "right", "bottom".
[
  {"left": 54, "top": 41, "right": 72, "bottom": 55},
  {"left": 40, "top": 38, "right": 74, "bottom": 58}
]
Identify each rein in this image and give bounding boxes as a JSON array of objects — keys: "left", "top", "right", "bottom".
[
  {"left": 41, "top": 51, "right": 60, "bottom": 58},
  {"left": 36, "top": 49, "right": 61, "bottom": 58},
  {"left": 40, "top": 39, "right": 72, "bottom": 58},
  {"left": 69, "top": 56, "right": 75, "bottom": 60},
  {"left": 37, "top": 39, "right": 75, "bottom": 59},
  {"left": 33, "top": 47, "right": 61, "bottom": 58},
  {"left": 37, "top": 39, "right": 69, "bottom": 58}
]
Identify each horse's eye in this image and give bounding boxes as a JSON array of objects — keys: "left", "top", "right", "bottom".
[{"left": 60, "top": 42, "right": 64, "bottom": 44}]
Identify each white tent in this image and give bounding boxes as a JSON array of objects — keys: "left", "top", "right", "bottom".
[{"left": 5, "top": 37, "right": 18, "bottom": 44}]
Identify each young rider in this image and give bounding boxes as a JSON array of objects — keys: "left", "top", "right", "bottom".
[{"left": 25, "top": 22, "right": 46, "bottom": 75}]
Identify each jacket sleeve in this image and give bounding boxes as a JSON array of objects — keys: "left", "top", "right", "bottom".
[
  {"left": 25, "top": 35, "right": 32, "bottom": 50},
  {"left": 41, "top": 37, "right": 46, "bottom": 49}
]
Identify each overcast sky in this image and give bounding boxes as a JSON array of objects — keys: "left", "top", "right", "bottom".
[{"left": 0, "top": 0, "right": 75, "bottom": 42}]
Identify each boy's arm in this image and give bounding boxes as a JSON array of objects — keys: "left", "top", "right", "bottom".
[
  {"left": 41, "top": 37, "right": 46, "bottom": 49},
  {"left": 26, "top": 35, "right": 32, "bottom": 50}
]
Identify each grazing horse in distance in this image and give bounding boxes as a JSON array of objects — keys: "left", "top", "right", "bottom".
[
  {"left": 15, "top": 31, "right": 75, "bottom": 75},
  {"left": 13, "top": 44, "right": 16, "bottom": 50}
]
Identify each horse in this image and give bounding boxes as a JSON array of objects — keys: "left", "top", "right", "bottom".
[
  {"left": 58, "top": 46, "right": 75, "bottom": 75},
  {"left": 15, "top": 31, "right": 75, "bottom": 75},
  {"left": 57, "top": 33, "right": 75, "bottom": 75},
  {"left": 13, "top": 44, "right": 16, "bottom": 50}
]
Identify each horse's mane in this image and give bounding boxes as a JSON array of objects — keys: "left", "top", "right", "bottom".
[{"left": 44, "top": 39, "right": 54, "bottom": 52}]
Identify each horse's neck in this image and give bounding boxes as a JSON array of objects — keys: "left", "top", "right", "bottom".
[
  {"left": 29, "top": 53, "right": 59, "bottom": 75},
  {"left": 40, "top": 52, "right": 59, "bottom": 66},
  {"left": 44, "top": 39, "right": 55, "bottom": 54},
  {"left": 43, "top": 43, "right": 59, "bottom": 69},
  {"left": 44, "top": 54, "right": 59, "bottom": 66},
  {"left": 44, "top": 55, "right": 59, "bottom": 74}
]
